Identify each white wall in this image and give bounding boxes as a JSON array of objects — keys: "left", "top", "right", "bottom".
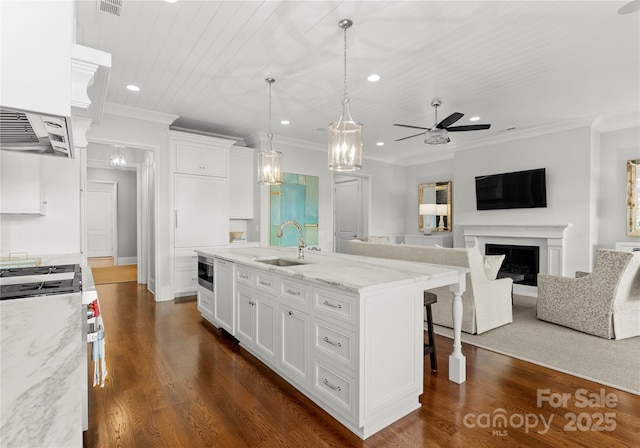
[
  {"left": 598, "top": 126, "right": 640, "bottom": 249},
  {"left": 87, "top": 167, "right": 137, "bottom": 261},
  {"left": 1, "top": 155, "right": 80, "bottom": 256},
  {"left": 247, "top": 133, "right": 406, "bottom": 250}
]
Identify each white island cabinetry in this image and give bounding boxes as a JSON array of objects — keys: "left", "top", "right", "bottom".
[{"left": 196, "top": 247, "right": 467, "bottom": 439}]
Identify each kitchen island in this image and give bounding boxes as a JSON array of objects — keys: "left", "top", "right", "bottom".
[{"left": 196, "top": 246, "right": 467, "bottom": 439}]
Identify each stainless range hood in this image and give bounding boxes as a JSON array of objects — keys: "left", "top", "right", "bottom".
[{"left": 0, "top": 107, "right": 73, "bottom": 158}]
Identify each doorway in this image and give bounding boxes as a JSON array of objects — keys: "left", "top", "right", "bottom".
[{"left": 333, "top": 173, "right": 370, "bottom": 253}]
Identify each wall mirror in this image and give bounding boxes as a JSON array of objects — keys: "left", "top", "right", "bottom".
[
  {"left": 418, "top": 181, "right": 452, "bottom": 233},
  {"left": 627, "top": 159, "right": 640, "bottom": 236}
]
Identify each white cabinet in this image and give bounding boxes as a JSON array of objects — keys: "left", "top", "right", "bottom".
[
  {"left": 229, "top": 147, "right": 254, "bottom": 219},
  {"left": 1, "top": 151, "right": 46, "bottom": 215},
  {"left": 236, "top": 282, "right": 277, "bottom": 365},
  {"left": 279, "top": 304, "right": 311, "bottom": 387},
  {"left": 175, "top": 174, "right": 228, "bottom": 247},
  {"left": 197, "top": 285, "right": 214, "bottom": 320},
  {"left": 213, "top": 259, "right": 234, "bottom": 333},
  {"left": 404, "top": 233, "right": 453, "bottom": 247},
  {"left": 175, "top": 140, "right": 228, "bottom": 177}
]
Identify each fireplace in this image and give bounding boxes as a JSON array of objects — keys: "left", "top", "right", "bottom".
[{"left": 486, "top": 243, "right": 540, "bottom": 286}]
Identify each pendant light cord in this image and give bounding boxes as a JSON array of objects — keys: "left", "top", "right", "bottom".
[
  {"left": 265, "top": 77, "right": 275, "bottom": 144},
  {"left": 343, "top": 25, "right": 348, "bottom": 102}
]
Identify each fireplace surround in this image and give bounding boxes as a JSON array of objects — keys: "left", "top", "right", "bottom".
[{"left": 461, "top": 224, "right": 571, "bottom": 295}]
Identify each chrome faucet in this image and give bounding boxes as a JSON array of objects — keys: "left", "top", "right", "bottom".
[{"left": 276, "top": 220, "right": 306, "bottom": 259}]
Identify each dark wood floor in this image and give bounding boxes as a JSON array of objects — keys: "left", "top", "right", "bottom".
[{"left": 83, "top": 282, "right": 640, "bottom": 448}]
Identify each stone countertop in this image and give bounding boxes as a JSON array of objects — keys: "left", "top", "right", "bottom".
[{"left": 196, "top": 246, "right": 467, "bottom": 293}]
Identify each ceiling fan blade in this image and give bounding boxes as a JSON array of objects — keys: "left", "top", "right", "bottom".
[
  {"left": 435, "top": 112, "right": 464, "bottom": 129},
  {"left": 393, "top": 123, "right": 431, "bottom": 131},
  {"left": 395, "top": 132, "right": 426, "bottom": 142},
  {"left": 446, "top": 124, "right": 491, "bottom": 132}
]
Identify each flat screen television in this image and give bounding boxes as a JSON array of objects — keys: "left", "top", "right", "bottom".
[{"left": 475, "top": 168, "right": 547, "bottom": 210}]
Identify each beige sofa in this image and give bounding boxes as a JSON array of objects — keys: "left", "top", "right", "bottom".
[{"left": 347, "top": 241, "right": 514, "bottom": 334}]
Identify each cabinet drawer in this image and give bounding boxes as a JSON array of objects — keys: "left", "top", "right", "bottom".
[
  {"left": 314, "top": 361, "right": 356, "bottom": 418},
  {"left": 280, "top": 279, "right": 310, "bottom": 309},
  {"left": 175, "top": 248, "right": 198, "bottom": 268},
  {"left": 313, "top": 288, "right": 355, "bottom": 325},
  {"left": 314, "top": 320, "right": 356, "bottom": 371},
  {"left": 236, "top": 267, "right": 253, "bottom": 286},
  {"left": 255, "top": 272, "right": 277, "bottom": 295}
]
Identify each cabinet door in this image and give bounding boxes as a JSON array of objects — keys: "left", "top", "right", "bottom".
[
  {"left": 254, "top": 294, "right": 277, "bottom": 362},
  {"left": 229, "top": 148, "right": 254, "bottom": 218},
  {"left": 175, "top": 174, "right": 228, "bottom": 247},
  {"left": 201, "top": 146, "right": 228, "bottom": 177},
  {"left": 197, "top": 286, "right": 214, "bottom": 318},
  {"left": 214, "top": 259, "right": 234, "bottom": 333},
  {"left": 175, "top": 267, "right": 197, "bottom": 296},
  {"left": 175, "top": 143, "right": 203, "bottom": 174},
  {"left": 236, "top": 287, "right": 254, "bottom": 346},
  {"left": 0, "top": 151, "right": 45, "bottom": 214},
  {"left": 280, "top": 304, "right": 310, "bottom": 386}
]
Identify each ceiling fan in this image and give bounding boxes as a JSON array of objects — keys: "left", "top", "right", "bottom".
[{"left": 394, "top": 98, "right": 491, "bottom": 144}]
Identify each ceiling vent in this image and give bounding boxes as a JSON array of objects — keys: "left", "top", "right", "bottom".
[{"left": 97, "top": 0, "right": 123, "bottom": 17}]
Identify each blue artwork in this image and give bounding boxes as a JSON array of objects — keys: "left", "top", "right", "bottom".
[{"left": 270, "top": 173, "right": 319, "bottom": 246}]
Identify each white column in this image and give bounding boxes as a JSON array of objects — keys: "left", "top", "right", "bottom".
[{"left": 448, "top": 272, "right": 467, "bottom": 384}]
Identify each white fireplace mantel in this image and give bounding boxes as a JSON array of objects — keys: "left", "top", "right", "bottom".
[{"left": 460, "top": 224, "right": 572, "bottom": 284}]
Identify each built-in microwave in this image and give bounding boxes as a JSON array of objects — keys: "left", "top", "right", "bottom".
[{"left": 197, "top": 256, "right": 214, "bottom": 291}]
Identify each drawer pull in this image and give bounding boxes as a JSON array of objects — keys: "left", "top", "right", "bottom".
[
  {"left": 323, "top": 300, "right": 342, "bottom": 309},
  {"left": 259, "top": 280, "right": 272, "bottom": 287},
  {"left": 323, "top": 336, "right": 342, "bottom": 348},
  {"left": 323, "top": 378, "right": 342, "bottom": 392},
  {"left": 286, "top": 288, "right": 301, "bottom": 296},
  {"left": 240, "top": 274, "right": 249, "bottom": 279}
]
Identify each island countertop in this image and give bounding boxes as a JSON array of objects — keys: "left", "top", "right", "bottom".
[{"left": 196, "top": 246, "right": 468, "bottom": 293}]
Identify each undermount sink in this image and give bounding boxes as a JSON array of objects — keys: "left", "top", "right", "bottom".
[{"left": 256, "top": 258, "right": 307, "bottom": 267}]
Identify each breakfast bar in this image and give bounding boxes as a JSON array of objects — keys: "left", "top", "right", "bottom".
[{"left": 196, "top": 246, "right": 467, "bottom": 439}]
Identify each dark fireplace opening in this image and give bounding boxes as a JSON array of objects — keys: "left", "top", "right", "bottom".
[{"left": 485, "top": 243, "right": 540, "bottom": 286}]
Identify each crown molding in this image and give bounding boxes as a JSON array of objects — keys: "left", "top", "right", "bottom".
[
  {"left": 592, "top": 110, "right": 640, "bottom": 132},
  {"left": 103, "top": 103, "right": 179, "bottom": 125}
]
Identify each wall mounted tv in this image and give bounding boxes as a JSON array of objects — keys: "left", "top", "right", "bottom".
[{"left": 475, "top": 168, "right": 547, "bottom": 210}]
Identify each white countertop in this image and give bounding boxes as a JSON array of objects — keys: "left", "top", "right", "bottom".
[{"left": 197, "top": 246, "right": 467, "bottom": 293}]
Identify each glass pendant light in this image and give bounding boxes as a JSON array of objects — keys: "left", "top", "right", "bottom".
[
  {"left": 109, "top": 149, "right": 127, "bottom": 169},
  {"left": 328, "top": 19, "right": 363, "bottom": 172},
  {"left": 258, "top": 77, "right": 282, "bottom": 185}
]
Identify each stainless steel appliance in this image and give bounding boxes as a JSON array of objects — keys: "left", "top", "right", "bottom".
[
  {"left": 0, "top": 264, "right": 82, "bottom": 299},
  {"left": 197, "top": 255, "right": 214, "bottom": 291}
]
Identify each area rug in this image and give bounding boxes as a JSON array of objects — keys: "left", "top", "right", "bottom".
[
  {"left": 91, "top": 265, "right": 137, "bottom": 285},
  {"left": 433, "top": 295, "right": 640, "bottom": 395}
]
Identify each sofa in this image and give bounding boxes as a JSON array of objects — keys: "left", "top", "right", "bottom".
[
  {"left": 537, "top": 249, "right": 640, "bottom": 340},
  {"left": 346, "top": 241, "right": 514, "bottom": 334}
]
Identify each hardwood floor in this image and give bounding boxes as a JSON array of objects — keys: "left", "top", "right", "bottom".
[{"left": 83, "top": 282, "right": 640, "bottom": 448}]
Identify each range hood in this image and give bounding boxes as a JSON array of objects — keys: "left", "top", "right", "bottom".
[{"left": 0, "top": 107, "right": 73, "bottom": 158}]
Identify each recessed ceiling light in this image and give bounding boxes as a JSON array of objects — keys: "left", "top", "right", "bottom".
[
  {"left": 164, "top": 0, "right": 179, "bottom": 3},
  {"left": 376, "top": 141, "right": 384, "bottom": 146},
  {"left": 126, "top": 84, "right": 140, "bottom": 92},
  {"left": 367, "top": 74, "right": 380, "bottom": 82},
  {"left": 469, "top": 116, "right": 480, "bottom": 122},
  {"left": 280, "top": 120, "right": 290, "bottom": 125}
]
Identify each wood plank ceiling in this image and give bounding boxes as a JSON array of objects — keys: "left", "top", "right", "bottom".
[{"left": 75, "top": 0, "right": 640, "bottom": 165}]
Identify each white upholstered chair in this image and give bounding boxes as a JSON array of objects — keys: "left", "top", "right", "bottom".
[{"left": 536, "top": 249, "right": 640, "bottom": 340}]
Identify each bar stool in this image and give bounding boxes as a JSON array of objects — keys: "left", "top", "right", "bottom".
[{"left": 423, "top": 291, "right": 438, "bottom": 372}]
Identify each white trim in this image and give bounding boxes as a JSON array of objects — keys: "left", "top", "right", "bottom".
[
  {"left": 103, "top": 102, "right": 179, "bottom": 125},
  {"left": 460, "top": 224, "right": 572, "bottom": 296},
  {"left": 117, "top": 256, "right": 137, "bottom": 265}
]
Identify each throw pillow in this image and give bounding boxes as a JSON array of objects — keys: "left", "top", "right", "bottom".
[{"left": 483, "top": 254, "right": 505, "bottom": 280}]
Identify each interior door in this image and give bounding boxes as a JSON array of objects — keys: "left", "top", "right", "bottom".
[
  {"left": 87, "top": 182, "right": 117, "bottom": 258},
  {"left": 334, "top": 179, "right": 360, "bottom": 253}
]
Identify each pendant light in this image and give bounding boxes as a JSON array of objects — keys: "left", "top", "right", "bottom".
[
  {"left": 258, "top": 77, "right": 283, "bottom": 185},
  {"left": 328, "top": 19, "right": 363, "bottom": 172},
  {"left": 109, "top": 149, "right": 127, "bottom": 169}
]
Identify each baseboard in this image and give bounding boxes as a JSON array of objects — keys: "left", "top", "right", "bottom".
[
  {"left": 116, "top": 256, "right": 137, "bottom": 266},
  {"left": 513, "top": 284, "right": 537, "bottom": 297}
]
